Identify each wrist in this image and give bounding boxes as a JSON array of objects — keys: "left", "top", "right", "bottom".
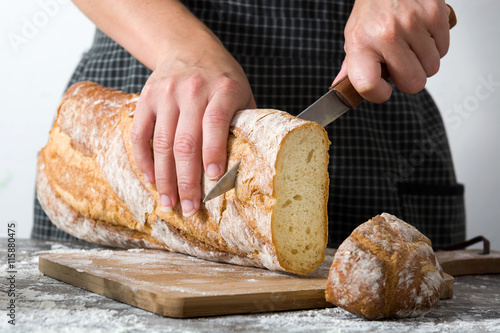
[{"left": 152, "top": 27, "right": 227, "bottom": 72}]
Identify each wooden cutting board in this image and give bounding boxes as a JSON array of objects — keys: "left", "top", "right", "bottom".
[
  {"left": 435, "top": 249, "right": 500, "bottom": 276},
  {"left": 38, "top": 248, "right": 460, "bottom": 318}
]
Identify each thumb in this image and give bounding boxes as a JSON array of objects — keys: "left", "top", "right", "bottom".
[{"left": 331, "top": 60, "right": 348, "bottom": 87}]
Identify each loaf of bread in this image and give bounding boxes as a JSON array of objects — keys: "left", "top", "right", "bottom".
[
  {"left": 36, "top": 81, "right": 330, "bottom": 274},
  {"left": 325, "top": 213, "right": 445, "bottom": 319}
]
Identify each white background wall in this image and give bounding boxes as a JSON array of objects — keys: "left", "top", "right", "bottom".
[{"left": 1, "top": 1, "right": 499, "bottom": 250}]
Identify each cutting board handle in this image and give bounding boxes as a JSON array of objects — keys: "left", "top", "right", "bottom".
[
  {"left": 330, "top": 4, "right": 457, "bottom": 110},
  {"left": 435, "top": 236, "right": 491, "bottom": 255}
]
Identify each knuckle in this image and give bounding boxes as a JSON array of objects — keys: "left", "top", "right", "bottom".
[
  {"left": 203, "top": 144, "right": 225, "bottom": 155},
  {"left": 174, "top": 133, "right": 198, "bottom": 156},
  {"left": 216, "top": 75, "right": 245, "bottom": 96},
  {"left": 154, "top": 175, "right": 169, "bottom": 190},
  {"left": 130, "top": 127, "right": 143, "bottom": 146},
  {"left": 139, "top": 83, "right": 154, "bottom": 100},
  {"left": 350, "top": 17, "right": 398, "bottom": 46},
  {"left": 153, "top": 134, "right": 174, "bottom": 156},
  {"left": 345, "top": 28, "right": 365, "bottom": 50},
  {"left": 403, "top": 77, "right": 427, "bottom": 94},
  {"left": 426, "top": 61, "right": 440, "bottom": 77},
  {"left": 437, "top": 37, "right": 450, "bottom": 58},
  {"left": 427, "top": 2, "right": 444, "bottom": 24},
  {"left": 218, "top": 75, "right": 239, "bottom": 88},
  {"left": 159, "top": 81, "right": 176, "bottom": 96},
  {"left": 378, "top": 24, "right": 399, "bottom": 45},
  {"left": 183, "top": 75, "right": 206, "bottom": 98},
  {"left": 439, "top": 46, "right": 449, "bottom": 58},
  {"left": 203, "top": 144, "right": 227, "bottom": 164},
  {"left": 204, "top": 109, "right": 232, "bottom": 128},
  {"left": 140, "top": 78, "right": 176, "bottom": 102},
  {"left": 177, "top": 179, "right": 198, "bottom": 193}
]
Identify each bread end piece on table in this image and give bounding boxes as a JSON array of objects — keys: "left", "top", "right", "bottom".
[
  {"left": 36, "top": 81, "right": 330, "bottom": 275},
  {"left": 325, "top": 213, "right": 446, "bottom": 319}
]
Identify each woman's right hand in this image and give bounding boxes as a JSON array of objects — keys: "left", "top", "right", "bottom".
[
  {"left": 131, "top": 38, "right": 256, "bottom": 217},
  {"left": 333, "top": 0, "right": 451, "bottom": 102}
]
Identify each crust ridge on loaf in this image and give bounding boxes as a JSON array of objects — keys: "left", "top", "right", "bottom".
[
  {"left": 325, "top": 213, "right": 445, "bottom": 319},
  {"left": 36, "top": 81, "right": 330, "bottom": 274}
]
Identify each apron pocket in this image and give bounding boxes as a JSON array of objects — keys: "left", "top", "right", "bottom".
[{"left": 397, "top": 182, "right": 466, "bottom": 247}]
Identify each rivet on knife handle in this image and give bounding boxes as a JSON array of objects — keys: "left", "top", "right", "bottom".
[{"left": 330, "top": 76, "right": 363, "bottom": 110}]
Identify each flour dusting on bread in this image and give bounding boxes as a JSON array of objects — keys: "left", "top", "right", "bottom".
[
  {"left": 36, "top": 81, "right": 330, "bottom": 274},
  {"left": 325, "top": 213, "right": 445, "bottom": 319}
]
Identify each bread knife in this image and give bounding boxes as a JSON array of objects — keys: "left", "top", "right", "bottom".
[
  {"left": 203, "top": 76, "right": 363, "bottom": 202},
  {"left": 204, "top": 5, "right": 457, "bottom": 202}
]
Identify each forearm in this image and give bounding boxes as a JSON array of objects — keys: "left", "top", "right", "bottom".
[{"left": 72, "top": 0, "right": 223, "bottom": 70}]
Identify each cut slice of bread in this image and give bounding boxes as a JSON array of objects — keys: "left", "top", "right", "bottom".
[{"left": 273, "top": 124, "right": 330, "bottom": 273}]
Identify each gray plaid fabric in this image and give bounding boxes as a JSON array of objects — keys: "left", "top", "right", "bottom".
[{"left": 32, "top": 0, "right": 465, "bottom": 248}]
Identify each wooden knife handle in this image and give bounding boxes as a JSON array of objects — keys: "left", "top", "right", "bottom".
[
  {"left": 448, "top": 4, "right": 457, "bottom": 29},
  {"left": 331, "top": 76, "right": 364, "bottom": 109},
  {"left": 330, "top": 4, "right": 457, "bottom": 110}
]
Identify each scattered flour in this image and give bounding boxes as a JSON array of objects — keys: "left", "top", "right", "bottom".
[
  {"left": 1, "top": 241, "right": 499, "bottom": 333},
  {"left": 127, "top": 248, "right": 145, "bottom": 253}
]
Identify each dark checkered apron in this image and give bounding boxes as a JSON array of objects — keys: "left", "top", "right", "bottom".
[{"left": 33, "top": 0, "right": 466, "bottom": 248}]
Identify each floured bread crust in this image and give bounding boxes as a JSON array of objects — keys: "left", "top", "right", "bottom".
[
  {"left": 36, "top": 81, "right": 330, "bottom": 274},
  {"left": 325, "top": 213, "right": 445, "bottom": 319}
]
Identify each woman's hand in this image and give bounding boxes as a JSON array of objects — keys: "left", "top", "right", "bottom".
[
  {"left": 131, "top": 42, "right": 255, "bottom": 216},
  {"left": 72, "top": 0, "right": 256, "bottom": 216},
  {"left": 334, "top": 0, "right": 452, "bottom": 102}
]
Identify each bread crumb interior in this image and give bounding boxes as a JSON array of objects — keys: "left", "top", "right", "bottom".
[{"left": 273, "top": 124, "right": 329, "bottom": 273}]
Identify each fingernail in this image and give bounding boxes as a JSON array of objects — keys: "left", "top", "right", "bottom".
[
  {"left": 160, "top": 194, "right": 172, "bottom": 212},
  {"left": 143, "top": 173, "right": 152, "bottom": 187},
  {"left": 206, "top": 164, "right": 222, "bottom": 180},
  {"left": 181, "top": 200, "right": 196, "bottom": 217}
]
